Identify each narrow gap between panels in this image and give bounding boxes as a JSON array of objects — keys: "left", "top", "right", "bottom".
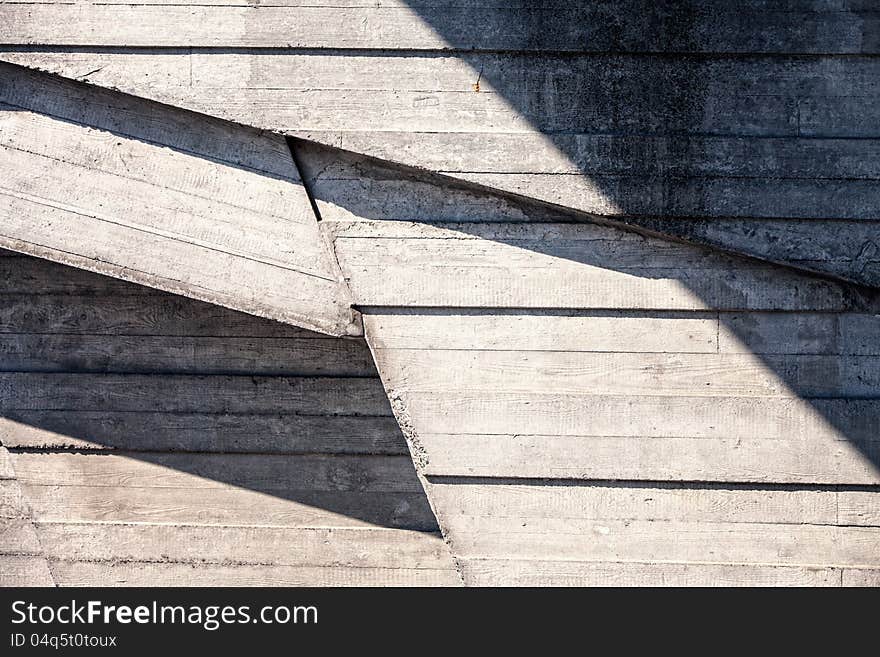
[
  {"left": 285, "top": 136, "right": 324, "bottom": 223},
  {"left": 424, "top": 475, "right": 880, "bottom": 494}
]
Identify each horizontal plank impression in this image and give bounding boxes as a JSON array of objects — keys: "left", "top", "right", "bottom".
[
  {"left": 22, "top": 484, "right": 435, "bottom": 530},
  {"left": 0, "top": 334, "right": 375, "bottom": 376},
  {"left": 34, "top": 522, "right": 451, "bottom": 569},
  {"left": 0, "top": 62, "right": 294, "bottom": 179},
  {"left": 429, "top": 482, "right": 843, "bottom": 526},
  {"left": 0, "top": 256, "right": 164, "bottom": 296},
  {"left": 347, "top": 258, "right": 855, "bottom": 310},
  {"left": 333, "top": 222, "right": 866, "bottom": 312},
  {"left": 0, "top": 373, "right": 390, "bottom": 414},
  {"left": 0, "top": 63, "right": 358, "bottom": 337},
  {"left": 0, "top": 105, "right": 316, "bottom": 226},
  {"left": 10, "top": 452, "right": 424, "bottom": 493},
  {"left": 0, "top": 555, "right": 54, "bottom": 586},
  {"left": 419, "top": 434, "right": 880, "bottom": 485},
  {"left": 365, "top": 310, "right": 880, "bottom": 357},
  {"left": 447, "top": 516, "right": 880, "bottom": 566},
  {"left": 1, "top": 2, "right": 873, "bottom": 52},
  {"left": 374, "top": 349, "right": 880, "bottom": 398},
  {"left": 48, "top": 561, "right": 461, "bottom": 587},
  {"left": 403, "top": 394, "right": 879, "bottom": 443},
  {"left": 459, "top": 172, "right": 880, "bottom": 221},
  {"left": 0, "top": 292, "right": 323, "bottom": 338},
  {"left": 189, "top": 52, "right": 880, "bottom": 101},
  {"left": 458, "top": 559, "right": 850, "bottom": 587},
  {"left": 842, "top": 569, "right": 880, "bottom": 586},
  {"left": 0, "top": 518, "right": 41, "bottom": 554},
  {"left": 838, "top": 491, "right": 880, "bottom": 527},
  {"left": 719, "top": 312, "right": 880, "bottom": 356},
  {"left": 0, "top": 412, "right": 406, "bottom": 454},
  {"left": 0, "top": 50, "right": 189, "bottom": 94},
  {"left": 157, "top": 87, "right": 798, "bottom": 141},
  {"left": 614, "top": 217, "right": 880, "bottom": 288},
  {"left": 364, "top": 311, "right": 719, "bottom": 353},
  {"left": 801, "top": 96, "right": 880, "bottom": 138},
  {"left": 295, "top": 131, "right": 880, "bottom": 180}
]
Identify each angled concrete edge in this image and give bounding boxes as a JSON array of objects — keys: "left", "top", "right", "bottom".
[
  {"left": 0, "top": 62, "right": 361, "bottom": 337},
  {"left": 1, "top": 55, "right": 876, "bottom": 291}
]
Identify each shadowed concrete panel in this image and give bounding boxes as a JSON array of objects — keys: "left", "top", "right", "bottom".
[
  {"left": 2, "top": 43, "right": 878, "bottom": 286},
  {"left": 301, "top": 144, "right": 880, "bottom": 586},
  {"left": 0, "top": 62, "right": 360, "bottom": 337},
  {"left": 0, "top": 253, "right": 460, "bottom": 586},
  {"left": 298, "top": 143, "right": 880, "bottom": 289},
  {"left": 1, "top": 1, "right": 876, "bottom": 52}
]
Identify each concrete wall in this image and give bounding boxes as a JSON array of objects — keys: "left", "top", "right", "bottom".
[
  {"left": 2, "top": 1, "right": 878, "bottom": 285},
  {"left": 299, "top": 141, "right": 880, "bottom": 586},
  {"left": 1, "top": 3, "right": 878, "bottom": 586},
  {"left": 0, "top": 250, "right": 460, "bottom": 586},
  {"left": 0, "top": 62, "right": 359, "bottom": 337}
]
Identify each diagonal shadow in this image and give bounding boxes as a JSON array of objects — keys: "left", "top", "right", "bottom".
[
  {"left": 1, "top": 2, "right": 878, "bottom": 559},
  {"left": 292, "top": 137, "right": 880, "bottom": 477},
  {"left": 3, "top": 4, "right": 877, "bottom": 286},
  {"left": 0, "top": 63, "right": 444, "bottom": 549},
  {"left": 0, "top": 251, "right": 439, "bottom": 532},
  {"left": 389, "top": 1, "right": 880, "bottom": 288}
]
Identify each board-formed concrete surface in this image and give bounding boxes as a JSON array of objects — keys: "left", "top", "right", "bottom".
[
  {"left": 1, "top": 4, "right": 879, "bottom": 586},
  {"left": 3, "top": 1, "right": 879, "bottom": 286},
  {"left": 0, "top": 250, "right": 460, "bottom": 587},
  {"left": 298, "top": 140, "right": 880, "bottom": 586},
  {"left": 0, "top": 62, "right": 359, "bottom": 337}
]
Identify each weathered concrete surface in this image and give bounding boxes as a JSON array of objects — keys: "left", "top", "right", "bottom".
[
  {"left": 2, "top": 1, "right": 878, "bottom": 287},
  {"left": 1, "top": 1, "right": 876, "bottom": 52},
  {"left": 299, "top": 142, "right": 880, "bottom": 289},
  {"left": 0, "top": 451, "right": 55, "bottom": 587},
  {"left": 0, "top": 251, "right": 461, "bottom": 586},
  {"left": 300, "top": 144, "right": 880, "bottom": 586},
  {"left": 1, "top": 2, "right": 879, "bottom": 586},
  {"left": 0, "top": 62, "right": 360, "bottom": 337}
]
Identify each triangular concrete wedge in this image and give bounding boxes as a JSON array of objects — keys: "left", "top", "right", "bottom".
[
  {"left": 0, "top": 62, "right": 360, "bottom": 337},
  {"left": 2, "top": 45, "right": 878, "bottom": 289}
]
